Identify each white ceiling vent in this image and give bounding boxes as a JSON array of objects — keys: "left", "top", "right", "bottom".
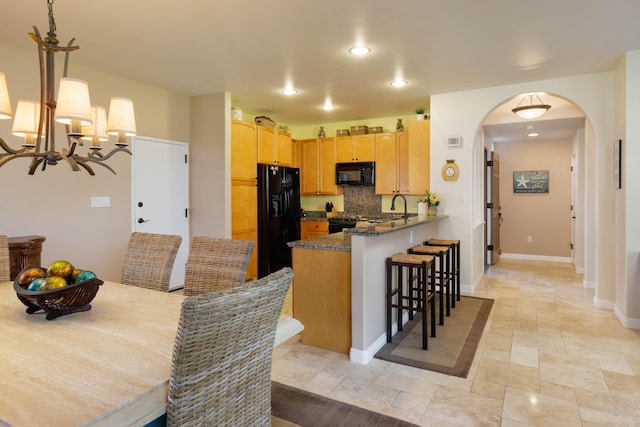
[{"left": 447, "top": 136, "right": 462, "bottom": 147}]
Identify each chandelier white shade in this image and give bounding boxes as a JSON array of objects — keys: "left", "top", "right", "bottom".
[
  {"left": 0, "top": 1, "right": 136, "bottom": 175},
  {"left": 54, "top": 78, "right": 93, "bottom": 125},
  {"left": 0, "top": 73, "right": 11, "bottom": 119},
  {"left": 12, "top": 100, "right": 42, "bottom": 147},
  {"left": 106, "top": 97, "right": 137, "bottom": 146},
  {"left": 512, "top": 94, "right": 552, "bottom": 119},
  {"left": 81, "top": 105, "right": 109, "bottom": 148}
]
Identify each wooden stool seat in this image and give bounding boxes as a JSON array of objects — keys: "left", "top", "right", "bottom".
[
  {"left": 386, "top": 253, "right": 436, "bottom": 350},
  {"left": 425, "top": 238, "right": 461, "bottom": 305}
]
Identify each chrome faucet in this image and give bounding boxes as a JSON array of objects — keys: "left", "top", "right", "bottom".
[{"left": 390, "top": 194, "right": 408, "bottom": 220}]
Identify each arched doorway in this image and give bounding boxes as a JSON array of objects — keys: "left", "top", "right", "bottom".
[{"left": 479, "top": 93, "right": 587, "bottom": 273}]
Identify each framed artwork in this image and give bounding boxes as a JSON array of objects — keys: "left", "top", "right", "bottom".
[
  {"left": 513, "top": 170, "right": 549, "bottom": 193},
  {"left": 614, "top": 139, "right": 622, "bottom": 189}
]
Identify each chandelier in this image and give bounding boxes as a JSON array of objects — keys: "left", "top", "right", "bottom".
[
  {"left": 0, "top": 0, "right": 136, "bottom": 175},
  {"left": 511, "top": 94, "right": 551, "bottom": 120}
]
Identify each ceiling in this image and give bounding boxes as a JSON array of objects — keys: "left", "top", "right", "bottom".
[{"left": 1, "top": 0, "right": 639, "bottom": 139}]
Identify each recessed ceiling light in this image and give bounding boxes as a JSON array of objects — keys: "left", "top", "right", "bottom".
[
  {"left": 281, "top": 88, "right": 298, "bottom": 95},
  {"left": 322, "top": 104, "right": 335, "bottom": 111},
  {"left": 349, "top": 46, "right": 370, "bottom": 56},
  {"left": 528, "top": 132, "right": 539, "bottom": 137},
  {"left": 390, "top": 80, "right": 407, "bottom": 88}
]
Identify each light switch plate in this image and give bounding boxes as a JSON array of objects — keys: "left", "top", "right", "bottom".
[{"left": 91, "top": 196, "right": 111, "bottom": 208}]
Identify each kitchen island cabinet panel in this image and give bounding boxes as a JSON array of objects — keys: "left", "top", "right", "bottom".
[{"left": 292, "top": 247, "right": 351, "bottom": 354}]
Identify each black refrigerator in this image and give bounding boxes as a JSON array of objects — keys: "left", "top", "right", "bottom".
[{"left": 257, "top": 163, "right": 301, "bottom": 278}]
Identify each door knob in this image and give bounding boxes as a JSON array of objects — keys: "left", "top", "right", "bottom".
[{"left": 138, "top": 218, "right": 150, "bottom": 224}]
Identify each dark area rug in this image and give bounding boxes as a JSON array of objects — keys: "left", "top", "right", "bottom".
[
  {"left": 271, "top": 381, "right": 418, "bottom": 427},
  {"left": 374, "top": 296, "right": 494, "bottom": 378}
]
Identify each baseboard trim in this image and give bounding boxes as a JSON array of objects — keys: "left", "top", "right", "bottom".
[
  {"left": 500, "top": 253, "right": 572, "bottom": 263},
  {"left": 350, "top": 333, "right": 387, "bottom": 365},
  {"left": 275, "top": 317, "right": 304, "bottom": 347},
  {"left": 614, "top": 305, "right": 640, "bottom": 329}
]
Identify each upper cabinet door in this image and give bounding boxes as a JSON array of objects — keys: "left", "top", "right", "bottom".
[
  {"left": 354, "top": 134, "right": 376, "bottom": 162},
  {"left": 231, "top": 120, "right": 257, "bottom": 181},
  {"left": 257, "top": 126, "right": 276, "bottom": 164}
]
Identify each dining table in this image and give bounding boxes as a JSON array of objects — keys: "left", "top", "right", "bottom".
[{"left": 0, "top": 279, "right": 186, "bottom": 427}]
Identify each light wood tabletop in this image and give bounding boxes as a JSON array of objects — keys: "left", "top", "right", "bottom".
[{"left": 0, "top": 280, "right": 185, "bottom": 427}]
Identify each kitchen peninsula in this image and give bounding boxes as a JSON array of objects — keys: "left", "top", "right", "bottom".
[{"left": 289, "top": 214, "right": 449, "bottom": 363}]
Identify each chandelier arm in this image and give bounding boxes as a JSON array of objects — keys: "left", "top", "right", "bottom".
[
  {"left": 0, "top": 137, "right": 27, "bottom": 155},
  {"left": 62, "top": 151, "right": 81, "bottom": 172},
  {"left": 62, "top": 38, "right": 76, "bottom": 77},
  {"left": 87, "top": 146, "right": 133, "bottom": 162},
  {"left": 0, "top": 150, "right": 46, "bottom": 167},
  {"left": 28, "top": 157, "right": 45, "bottom": 175},
  {"left": 70, "top": 158, "right": 98, "bottom": 175},
  {"left": 71, "top": 156, "right": 112, "bottom": 175}
]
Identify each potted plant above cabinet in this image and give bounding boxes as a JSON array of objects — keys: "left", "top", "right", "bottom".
[{"left": 415, "top": 106, "right": 426, "bottom": 121}]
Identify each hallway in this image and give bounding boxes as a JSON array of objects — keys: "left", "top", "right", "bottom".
[{"left": 271, "top": 259, "right": 640, "bottom": 426}]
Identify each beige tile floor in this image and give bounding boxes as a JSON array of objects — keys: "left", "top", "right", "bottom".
[{"left": 271, "top": 259, "right": 640, "bottom": 426}]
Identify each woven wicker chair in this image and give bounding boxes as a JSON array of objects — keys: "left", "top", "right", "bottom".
[
  {"left": 0, "top": 235, "right": 10, "bottom": 282},
  {"left": 182, "top": 236, "right": 254, "bottom": 296},
  {"left": 167, "top": 267, "right": 293, "bottom": 427},
  {"left": 120, "top": 232, "right": 182, "bottom": 292}
]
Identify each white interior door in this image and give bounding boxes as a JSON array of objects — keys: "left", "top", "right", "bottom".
[{"left": 131, "top": 136, "right": 189, "bottom": 290}]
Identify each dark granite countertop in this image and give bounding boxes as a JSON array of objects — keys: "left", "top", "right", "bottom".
[
  {"left": 288, "top": 231, "right": 351, "bottom": 252},
  {"left": 288, "top": 215, "right": 448, "bottom": 252},
  {"left": 345, "top": 214, "right": 448, "bottom": 236}
]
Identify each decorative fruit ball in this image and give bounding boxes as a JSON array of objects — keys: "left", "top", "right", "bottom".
[
  {"left": 17, "top": 267, "right": 46, "bottom": 286},
  {"left": 27, "top": 277, "right": 46, "bottom": 291},
  {"left": 41, "top": 276, "right": 67, "bottom": 291},
  {"left": 74, "top": 270, "right": 97, "bottom": 283},
  {"left": 47, "top": 260, "right": 74, "bottom": 279}
]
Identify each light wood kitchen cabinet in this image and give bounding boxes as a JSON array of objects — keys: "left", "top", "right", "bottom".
[
  {"left": 301, "top": 138, "right": 343, "bottom": 195},
  {"left": 301, "top": 220, "right": 329, "bottom": 239},
  {"left": 257, "top": 126, "right": 292, "bottom": 166},
  {"left": 231, "top": 120, "right": 257, "bottom": 181},
  {"left": 375, "top": 121, "right": 430, "bottom": 195},
  {"left": 231, "top": 120, "right": 258, "bottom": 280},
  {"left": 336, "top": 134, "right": 376, "bottom": 163},
  {"left": 375, "top": 131, "right": 409, "bottom": 194},
  {"left": 292, "top": 247, "right": 351, "bottom": 354},
  {"left": 231, "top": 182, "right": 258, "bottom": 279},
  {"left": 291, "top": 138, "right": 302, "bottom": 168},
  {"left": 407, "top": 120, "right": 430, "bottom": 194}
]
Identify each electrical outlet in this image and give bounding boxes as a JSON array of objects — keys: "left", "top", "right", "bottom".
[
  {"left": 91, "top": 196, "right": 111, "bottom": 208},
  {"left": 527, "top": 236, "right": 533, "bottom": 243}
]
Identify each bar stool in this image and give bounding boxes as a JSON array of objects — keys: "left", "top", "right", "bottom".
[
  {"left": 407, "top": 245, "right": 450, "bottom": 325},
  {"left": 425, "top": 239, "right": 460, "bottom": 305},
  {"left": 385, "top": 253, "right": 436, "bottom": 349}
]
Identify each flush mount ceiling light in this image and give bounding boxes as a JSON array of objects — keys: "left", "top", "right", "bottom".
[
  {"left": 321, "top": 103, "right": 335, "bottom": 111},
  {"left": 390, "top": 80, "right": 407, "bottom": 88},
  {"left": 281, "top": 88, "right": 298, "bottom": 96},
  {"left": 512, "top": 94, "right": 551, "bottom": 119},
  {"left": 0, "top": 0, "right": 136, "bottom": 175},
  {"left": 349, "top": 46, "right": 371, "bottom": 56}
]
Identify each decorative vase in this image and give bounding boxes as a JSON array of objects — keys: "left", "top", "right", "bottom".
[
  {"left": 427, "top": 205, "right": 437, "bottom": 216},
  {"left": 416, "top": 113, "right": 425, "bottom": 121},
  {"left": 418, "top": 202, "right": 427, "bottom": 219},
  {"left": 232, "top": 107, "right": 242, "bottom": 120}
]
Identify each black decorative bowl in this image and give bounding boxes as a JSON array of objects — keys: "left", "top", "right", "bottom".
[{"left": 14, "top": 266, "right": 103, "bottom": 320}]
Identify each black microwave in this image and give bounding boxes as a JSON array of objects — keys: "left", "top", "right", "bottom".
[{"left": 336, "top": 162, "right": 375, "bottom": 186}]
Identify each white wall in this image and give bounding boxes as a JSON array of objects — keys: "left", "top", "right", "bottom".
[
  {"left": 189, "top": 92, "right": 231, "bottom": 239},
  {"left": 617, "top": 51, "right": 640, "bottom": 326},
  {"left": 431, "top": 73, "right": 616, "bottom": 310}
]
